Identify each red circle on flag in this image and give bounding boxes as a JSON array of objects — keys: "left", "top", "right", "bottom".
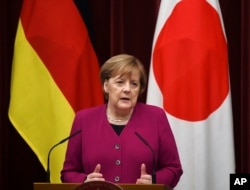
[{"left": 153, "top": 0, "right": 229, "bottom": 121}]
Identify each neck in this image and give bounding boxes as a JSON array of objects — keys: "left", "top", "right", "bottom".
[
  {"left": 106, "top": 107, "right": 133, "bottom": 124},
  {"left": 106, "top": 114, "right": 130, "bottom": 123}
]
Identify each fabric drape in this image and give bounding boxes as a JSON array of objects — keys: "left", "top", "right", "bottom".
[
  {"left": 147, "top": 0, "right": 235, "bottom": 189},
  {"left": 8, "top": 0, "right": 103, "bottom": 182}
]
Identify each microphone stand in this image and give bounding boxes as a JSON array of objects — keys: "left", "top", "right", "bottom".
[
  {"left": 135, "top": 131, "right": 156, "bottom": 184},
  {"left": 46, "top": 130, "right": 82, "bottom": 182}
]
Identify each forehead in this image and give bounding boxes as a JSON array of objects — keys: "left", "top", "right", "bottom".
[
  {"left": 110, "top": 62, "right": 140, "bottom": 76},
  {"left": 113, "top": 70, "right": 140, "bottom": 80}
]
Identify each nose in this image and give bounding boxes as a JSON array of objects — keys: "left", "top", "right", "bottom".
[{"left": 123, "top": 82, "right": 131, "bottom": 92}]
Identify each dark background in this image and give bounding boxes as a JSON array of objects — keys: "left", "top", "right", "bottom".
[{"left": 1, "top": 0, "right": 249, "bottom": 190}]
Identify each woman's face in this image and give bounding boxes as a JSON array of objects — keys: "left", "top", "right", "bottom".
[{"left": 104, "top": 70, "right": 140, "bottom": 113}]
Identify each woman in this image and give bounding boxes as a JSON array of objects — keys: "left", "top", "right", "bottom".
[{"left": 61, "top": 54, "right": 182, "bottom": 188}]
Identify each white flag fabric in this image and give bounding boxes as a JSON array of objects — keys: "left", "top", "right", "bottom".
[{"left": 147, "top": 0, "right": 235, "bottom": 189}]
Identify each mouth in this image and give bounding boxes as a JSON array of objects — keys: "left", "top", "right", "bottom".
[{"left": 120, "top": 97, "right": 130, "bottom": 101}]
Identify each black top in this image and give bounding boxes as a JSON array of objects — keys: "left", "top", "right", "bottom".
[{"left": 110, "top": 124, "right": 125, "bottom": 136}]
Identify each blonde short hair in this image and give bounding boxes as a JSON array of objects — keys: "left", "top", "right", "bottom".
[{"left": 100, "top": 54, "right": 147, "bottom": 97}]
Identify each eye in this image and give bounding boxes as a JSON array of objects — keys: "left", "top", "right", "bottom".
[
  {"left": 115, "top": 80, "right": 124, "bottom": 86},
  {"left": 131, "top": 81, "right": 139, "bottom": 88}
]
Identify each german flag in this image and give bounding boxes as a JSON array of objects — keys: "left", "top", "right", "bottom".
[{"left": 9, "top": 0, "right": 104, "bottom": 182}]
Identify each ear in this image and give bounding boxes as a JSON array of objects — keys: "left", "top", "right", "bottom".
[{"left": 103, "top": 80, "right": 109, "bottom": 93}]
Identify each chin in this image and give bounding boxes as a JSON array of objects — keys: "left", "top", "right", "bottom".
[{"left": 121, "top": 104, "right": 136, "bottom": 110}]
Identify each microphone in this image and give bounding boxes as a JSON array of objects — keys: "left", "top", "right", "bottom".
[
  {"left": 135, "top": 131, "right": 156, "bottom": 184},
  {"left": 46, "top": 129, "right": 82, "bottom": 182}
]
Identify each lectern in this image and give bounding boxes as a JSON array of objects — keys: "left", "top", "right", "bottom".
[{"left": 34, "top": 182, "right": 173, "bottom": 190}]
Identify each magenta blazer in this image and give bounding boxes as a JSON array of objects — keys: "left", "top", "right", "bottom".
[{"left": 61, "top": 103, "right": 182, "bottom": 188}]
